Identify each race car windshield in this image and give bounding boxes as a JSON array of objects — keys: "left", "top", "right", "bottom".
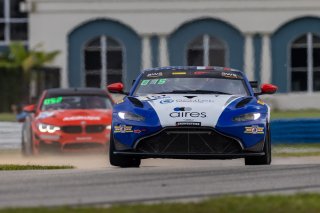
[
  {"left": 134, "top": 77, "right": 249, "bottom": 96},
  {"left": 41, "top": 95, "right": 112, "bottom": 111}
]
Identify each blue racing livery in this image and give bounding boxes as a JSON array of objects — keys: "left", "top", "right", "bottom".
[{"left": 108, "top": 66, "right": 277, "bottom": 167}]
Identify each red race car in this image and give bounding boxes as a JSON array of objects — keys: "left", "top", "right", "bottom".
[{"left": 21, "top": 88, "right": 114, "bottom": 155}]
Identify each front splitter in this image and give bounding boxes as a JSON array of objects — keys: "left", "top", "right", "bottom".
[{"left": 113, "top": 151, "right": 265, "bottom": 160}]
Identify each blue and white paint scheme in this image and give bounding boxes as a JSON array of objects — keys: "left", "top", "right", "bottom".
[{"left": 109, "top": 66, "right": 277, "bottom": 167}]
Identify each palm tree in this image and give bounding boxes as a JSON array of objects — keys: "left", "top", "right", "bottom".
[
  {"left": 0, "top": 42, "right": 60, "bottom": 110},
  {"left": 0, "top": 42, "right": 60, "bottom": 74}
]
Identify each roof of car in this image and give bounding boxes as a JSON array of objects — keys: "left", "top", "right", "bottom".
[
  {"left": 45, "top": 88, "right": 108, "bottom": 96},
  {"left": 143, "top": 66, "right": 242, "bottom": 73}
]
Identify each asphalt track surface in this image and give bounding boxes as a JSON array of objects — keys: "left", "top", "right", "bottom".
[
  {"left": 1, "top": 122, "right": 320, "bottom": 208},
  {"left": 0, "top": 122, "right": 21, "bottom": 149},
  {"left": 1, "top": 159, "right": 320, "bottom": 208}
]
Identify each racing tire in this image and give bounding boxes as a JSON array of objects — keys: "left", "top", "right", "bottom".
[
  {"left": 245, "top": 124, "right": 271, "bottom": 166},
  {"left": 109, "top": 134, "right": 141, "bottom": 168},
  {"left": 21, "top": 128, "right": 34, "bottom": 156}
]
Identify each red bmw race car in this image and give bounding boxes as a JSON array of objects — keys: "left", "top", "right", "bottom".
[{"left": 21, "top": 88, "right": 114, "bottom": 155}]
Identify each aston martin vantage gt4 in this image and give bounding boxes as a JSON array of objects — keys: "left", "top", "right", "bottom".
[{"left": 108, "top": 66, "right": 277, "bottom": 167}]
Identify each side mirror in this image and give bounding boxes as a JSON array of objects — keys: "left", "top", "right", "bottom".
[
  {"left": 107, "top": 82, "right": 124, "bottom": 94},
  {"left": 259, "top": 84, "right": 278, "bottom": 95},
  {"left": 23, "top": 104, "right": 36, "bottom": 113}
]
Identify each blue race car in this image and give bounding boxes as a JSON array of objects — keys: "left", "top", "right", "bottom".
[{"left": 107, "top": 66, "right": 277, "bottom": 167}]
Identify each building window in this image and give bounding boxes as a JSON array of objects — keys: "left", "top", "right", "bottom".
[
  {"left": 84, "top": 36, "right": 123, "bottom": 88},
  {"left": 187, "top": 34, "right": 226, "bottom": 66},
  {"left": 291, "top": 33, "right": 320, "bottom": 92},
  {"left": 0, "top": 0, "right": 28, "bottom": 45}
]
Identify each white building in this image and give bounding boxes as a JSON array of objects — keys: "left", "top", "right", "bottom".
[{"left": 26, "top": 0, "right": 320, "bottom": 109}]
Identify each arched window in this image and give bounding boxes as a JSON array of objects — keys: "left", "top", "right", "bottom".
[
  {"left": 187, "top": 35, "right": 226, "bottom": 66},
  {"left": 84, "top": 36, "right": 123, "bottom": 88},
  {"left": 291, "top": 33, "right": 320, "bottom": 92}
]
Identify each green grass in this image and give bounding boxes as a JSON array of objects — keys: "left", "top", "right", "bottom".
[
  {"left": 271, "top": 110, "right": 320, "bottom": 119},
  {"left": 273, "top": 152, "right": 320, "bottom": 157},
  {"left": 2, "top": 194, "right": 320, "bottom": 213},
  {"left": 272, "top": 143, "right": 320, "bottom": 157},
  {"left": 273, "top": 143, "right": 320, "bottom": 149},
  {"left": 0, "top": 113, "right": 16, "bottom": 122},
  {"left": 0, "top": 164, "right": 74, "bottom": 170}
]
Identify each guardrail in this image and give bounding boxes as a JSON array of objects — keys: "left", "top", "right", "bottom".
[{"left": 271, "top": 119, "right": 320, "bottom": 144}]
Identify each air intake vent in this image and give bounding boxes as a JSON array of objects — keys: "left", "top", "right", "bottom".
[
  {"left": 61, "top": 126, "right": 82, "bottom": 133},
  {"left": 127, "top": 97, "right": 144, "bottom": 108},
  {"left": 136, "top": 127, "right": 242, "bottom": 154},
  {"left": 86, "top": 125, "right": 105, "bottom": 133},
  {"left": 236, "top": 97, "right": 252, "bottom": 108}
]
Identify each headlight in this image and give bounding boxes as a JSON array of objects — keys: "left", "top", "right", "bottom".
[
  {"left": 38, "top": 123, "right": 60, "bottom": 133},
  {"left": 118, "top": 112, "right": 145, "bottom": 121},
  {"left": 233, "top": 113, "right": 261, "bottom": 122},
  {"left": 106, "top": 125, "right": 112, "bottom": 130}
]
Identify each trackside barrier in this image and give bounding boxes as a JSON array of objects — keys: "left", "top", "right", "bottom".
[{"left": 271, "top": 119, "right": 320, "bottom": 144}]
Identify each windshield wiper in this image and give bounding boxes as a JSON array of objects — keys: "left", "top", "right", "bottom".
[{"left": 156, "top": 90, "right": 231, "bottom": 95}]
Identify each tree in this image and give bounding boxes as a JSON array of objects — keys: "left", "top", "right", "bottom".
[
  {"left": 0, "top": 42, "right": 59, "bottom": 108},
  {"left": 0, "top": 42, "right": 60, "bottom": 74}
]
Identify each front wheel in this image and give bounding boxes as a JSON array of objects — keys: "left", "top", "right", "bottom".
[
  {"left": 21, "top": 127, "right": 34, "bottom": 156},
  {"left": 245, "top": 124, "right": 271, "bottom": 166},
  {"left": 109, "top": 134, "right": 141, "bottom": 168}
]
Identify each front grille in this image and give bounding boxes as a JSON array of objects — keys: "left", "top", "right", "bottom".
[
  {"left": 85, "top": 125, "right": 105, "bottom": 133},
  {"left": 63, "top": 143, "right": 104, "bottom": 150},
  {"left": 135, "top": 127, "right": 243, "bottom": 154},
  {"left": 61, "top": 126, "right": 82, "bottom": 134}
]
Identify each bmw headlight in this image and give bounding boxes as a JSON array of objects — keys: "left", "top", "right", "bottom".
[
  {"left": 38, "top": 123, "right": 60, "bottom": 133},
  {"left": 118, "top": 112, "right": 145, "bottom": 121},
  {"left": 233, "top": 113, "right": 261, "bottom": 122}
]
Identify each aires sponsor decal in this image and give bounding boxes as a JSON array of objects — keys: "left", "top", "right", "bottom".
[
  {"left": 114, "top": 125, "right": 133, "bottom": 133},
  {"left": 176, "top": 122, "right": 201, "bottom": 126},
  {"left": 170, "top": 112, "right": 206, "bottom": 118},
  {"left": 170, "top": 108, "right": 206, "bottom": 118},
  {"left": 63, "top": 116, "right": 101, "bottom": 121},
  {"left": 244, "top": 126, "right": 264, "bottom": 134}
]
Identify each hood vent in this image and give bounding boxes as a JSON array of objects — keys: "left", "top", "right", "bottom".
[
  {"left": 127, "top": 97, "right": 144, "bottom": 108},
  {"left": 236, "top": 97, "right": 252, "bottom": 108}
]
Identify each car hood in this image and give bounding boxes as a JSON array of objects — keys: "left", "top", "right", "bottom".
[
  {"left": 136, "top": 94, "right": 242, "bottom": 127},
  {"left": 36, "top": 109, "right": 112, "bottom": 125}
]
